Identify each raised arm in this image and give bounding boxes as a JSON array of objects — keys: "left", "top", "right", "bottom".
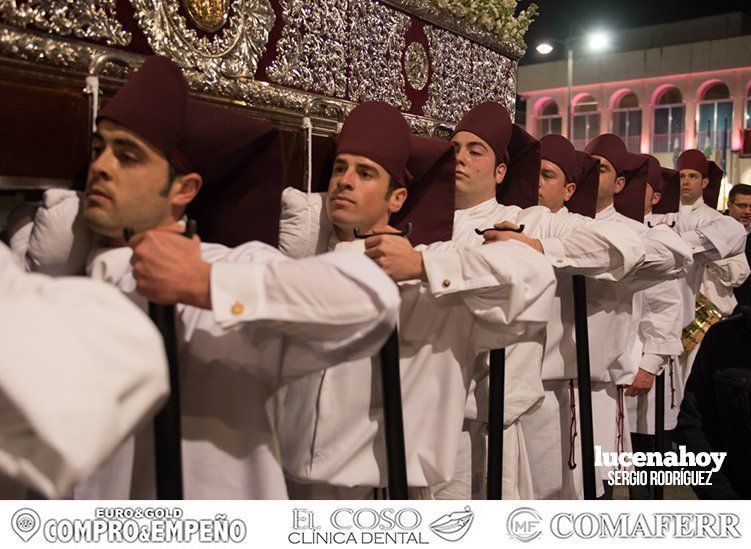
[{"left": 0, "top": 244, "right": 168, "bottom": 498}]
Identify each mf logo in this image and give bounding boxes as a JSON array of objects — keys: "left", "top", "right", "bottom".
[{"left": 506, "top": 507, "right": 542, "bottom": 542}]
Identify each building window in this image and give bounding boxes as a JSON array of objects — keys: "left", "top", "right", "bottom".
[
  {"left": 697, "top": 82, "right": 733, "bottom": 151},
  {"left": 612, "top": 92, "right": 641, "bottom": 153},
  {"left": 653, "top": 87, "right": 685, "bottom": 153},
  {"left": 537, "top": 100, "right": 562, "bottom": 137},
  {"left": 572, "top": 95, "right": 600, "bottom": 150}
]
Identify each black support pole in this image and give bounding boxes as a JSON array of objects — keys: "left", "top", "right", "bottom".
[
  {"left": 654, "top": 371, "right": 666, "bottom": 500},
  {"left": 572, "top": 275, "right": 597, "bottom": 500},
  {"left": 150, "top": 303, "right": 184, "bottom": 500},
  {"left": 487, "top": 348, "right": 506, "bottom": 499},
  {"left": 379, "top": 327, "right": 409, "bottom": 499}
]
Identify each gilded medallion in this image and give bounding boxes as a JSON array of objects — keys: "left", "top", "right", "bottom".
[{"left": 182, "top": 0, "right": 230, "bottom": 33}]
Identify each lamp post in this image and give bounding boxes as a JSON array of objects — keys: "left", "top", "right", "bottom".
[
  {"left": 535, "top": 32, "right": 611, "bottom": 142},
  {"left": 532, "top": 30, "right": 612, "bottom": 501}
]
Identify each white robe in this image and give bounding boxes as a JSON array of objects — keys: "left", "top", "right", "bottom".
[
  {"left": 519, "top": 203, "right": 691, "bottom": 499},
  {"left": 644, "top": 209, "right": 748, "bottom": 420},
  {"left": 6, "top": 188, "right": 402, "bottom": 498},
  {"left": 275, "top": 190, "right": 556, "bottom": 497},
  {"left": 448, "top": 199, "right": 674, "bottom": 500},
  {"left": 0, "top": 242, "right": 168, "bottom": 499},
  {"left": 682, "top": 198, "right": 750, "bottom": 315},
  {"left": 73, "top": 241, "right": 400, "bottom": 499}
]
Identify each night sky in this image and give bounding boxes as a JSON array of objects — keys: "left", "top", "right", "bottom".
[{"left": 518, "top": 0, "right": 750, "bottom": 64}]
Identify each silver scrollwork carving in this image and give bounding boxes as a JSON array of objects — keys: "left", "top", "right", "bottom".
[
  {"left": 129, "top": 0, "right": 274, "bottom": 79},
  {"left": 0, "top": 0, "right": 131, "bottom": 46},
  {"left": 423, "top": 25, "right": 517, "bottom": 122},
  {"left": 346, "top": 1, "right": 410, "bottom": 109},
  {"left": 378, "top": 0, "right": 523, "bottom": 59},
  {"left": 267, "top": 0, "right": 348, "bottom": 98},
  {"left": 267, "top": 0, "right": 410, "bottom": 111},
  {"left": 404, "top": 41, "right": 428, "bottom": 91}
]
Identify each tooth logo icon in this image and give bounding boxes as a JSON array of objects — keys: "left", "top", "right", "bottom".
[
  {"left": 429, "top": 506, "right": 475, "bottom": 542},
  {"left": 12, "top": 508, "right": 40, "bottom": 542}
]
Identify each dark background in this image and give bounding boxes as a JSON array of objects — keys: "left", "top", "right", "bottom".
[{"left": 518, "top": 0, "right": 751, "bottom": 64}]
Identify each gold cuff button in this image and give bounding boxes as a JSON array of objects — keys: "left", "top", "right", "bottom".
[
  {"left": 231, "top": 301, "right": 245, "bottom": 316},
  {"left": 442, "top": 279, "right": 451, "bottom": 288}
]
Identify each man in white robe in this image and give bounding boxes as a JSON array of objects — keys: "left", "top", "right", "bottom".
[{"left": 678, "top": 149, "right": 749, "bottom": 316}]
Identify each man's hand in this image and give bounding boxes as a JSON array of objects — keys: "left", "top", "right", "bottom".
[
  {"left": 625, "top": 368, "right": 656, "bottom": 397},
  {"left": 129, "top": 226, "right": 212, "bottom": 309},
  {"left": 482, "top": 221, "right": 543, "bottom": 253},
  {"left": 364, "top": 232, "right": 426, "bottom": 282}
]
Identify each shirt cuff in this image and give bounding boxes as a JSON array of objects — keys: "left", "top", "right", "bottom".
[
  {"left": 210, "top": 262, "right": 266, "bottom": 328},
  {"left": 681, "top": 230, "right": 707, "bottom": 254},
  {"left": 422, "top": 248, "right": 465, "bottom": 296},
  {"left": 639, "top": 353, "right": 667, "bottom": 375},
  {"left": 539, "top": 236, "right": 568, "bottom": 268}
]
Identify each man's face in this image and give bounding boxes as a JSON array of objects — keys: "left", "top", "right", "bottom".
[
  {"left": 84, "top": 120, "right": 175, "bottom": 238},
  {"left": 644, "top": 183, "right": 661, "bottom": 215},
  {"left": 538, "top": 159, "right": 575, "bottom": 212},
  {"left": 593, "top": 155, "right": 625, "bottom": 208},
  {"left": 325, "top": 153, "right": 404, "bottom": 235},
  {"left": 728, "top": 193, "right": 751, "bottom": 227},
  {"left": 450, "top": 131, "right": 505, "bottom": 207},
  {"left": 679, "top": 169, "right": 708, "bottom": 204}
]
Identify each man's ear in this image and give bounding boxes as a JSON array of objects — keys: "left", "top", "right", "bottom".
[
  {"left": 388, "top": 186, "right": 408, "bottom": 214},
  {"left": 170, "top": 173, "right": 203, "bottom": 208},
  {"left": 564, "top": 182, "right": 577, "bottom": 201},
  {"left": 651, "top": 191, "right": 662, "bottom": 206},
  {"left": 614, "top": 175, "right": 627, "bottom": 194},
  {"left": 495, "top": 163, "right": 507, "bottom": 186},
  {"left": 702, "top": 177, "right": 709, "bottom": 190}
]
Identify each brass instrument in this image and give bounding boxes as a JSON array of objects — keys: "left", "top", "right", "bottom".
[{"left": 681, "top": 293, "right": 723, "bottom": 352}]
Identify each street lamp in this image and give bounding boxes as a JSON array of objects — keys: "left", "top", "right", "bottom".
[
  {"left": 535, "top": 42, "right": 554, "bottom": 55},
  {"left": 535, "top": 31, "right": 611, "bottom": 140}
]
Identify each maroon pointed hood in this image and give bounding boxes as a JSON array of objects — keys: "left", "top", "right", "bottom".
[
  {"left": 99, "top": 56, "right": 284, "bottom": 247},
  {"left": 585, "top": 134, "right": 649, "bottom": 222},
  {"left": 454, "top": 102, "right": 540, "bottom": 208},
  {"left": 646, "top": 154, "right": 680, "bottom": 214},
  {"left": 389, "top": 135, "right": 455, "bottom": 245},
  {"left": 98, "top": 55, "right": 190, "bottom": 172},
  {"left": 676, "top": 149, "right": 724, "bottom": 209},
  {"left": 336, "top": 101, "right": 412, "bottom": 186}
]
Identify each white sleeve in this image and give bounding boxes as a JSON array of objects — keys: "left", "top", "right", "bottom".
[
  {"left": 0, "top": 263, "right": 168, "bottom": 499},
  {"left": 532, "top": 212, "right": 646, "bottom": 281},
  {"left": 637, "top": 224, "right": 693, "bottom": 279},
  {"left": 638, "top": 279, "right": 685, "bottom": 357},
  {"left": 5, "top": 200, "right": 37, "bottom": 262},
  {"left": 676, "top": 214, "right": 747, "bottom": 262},
  {"left": 703, "top": 253, "right": 750, "bottom": 289},
  {"left": 25, "top": 189, "right": 94, "bottom": 275},
  {"left": 638, "top": 353, "right": 667, "bottom": 376},
  {"left": 199, "top": 245, "right": 400, "bottom": 385},
  {"left": 700, "top": 254, "right": 748, "bottom": 315},
  {"left": 420, "top": 239, "right": 556, "bottom": 351}
]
